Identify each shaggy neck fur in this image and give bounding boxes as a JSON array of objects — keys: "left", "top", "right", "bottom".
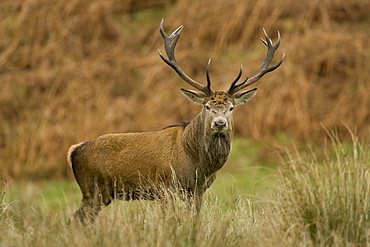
[{"left": 182, "top": 110, "right": 233, "bottom": 176}]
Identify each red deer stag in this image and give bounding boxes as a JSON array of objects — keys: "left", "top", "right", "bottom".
[{"left": 68, "top": 19, "right": 284, "bottom": 225}]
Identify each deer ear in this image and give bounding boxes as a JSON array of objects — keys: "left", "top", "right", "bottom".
[
  {"left": 234, "top": 88, "right": 257, "bottom": 106},
  {"left": 180, "top": 88, "right": 206, "bottom": 105}
]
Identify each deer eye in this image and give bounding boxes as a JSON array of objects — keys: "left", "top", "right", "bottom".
[
  {"left": 229, "top": 107, "right": 234, "bottom": 111},
  {"left": 205, "top": 105, "right": 210, "bottom": 111}
]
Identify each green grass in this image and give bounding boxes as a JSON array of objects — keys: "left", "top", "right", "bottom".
[
  {"left": 1, "top": 136, "right": 369, "bottom": 246},
  {"left": 208, "top": 138, "right": 278, "bottom": 202}
]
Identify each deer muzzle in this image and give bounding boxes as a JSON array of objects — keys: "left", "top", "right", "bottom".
[{"left": 212, "top": 117, "right": 228, "bottom": 133}]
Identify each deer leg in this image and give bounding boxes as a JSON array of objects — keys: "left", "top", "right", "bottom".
[
  {"left": 190, "top": 174, "right": 216, "bottom": 214},
  {"left": 186, "top": 174, "right": 216, "bottom": 214},
  {"left": 183, "top": 191, "right": 203, "bottom": 215},
  {"left": 193, "top": 193, "right": 203, "bottom": 215},
  {"left": 69, "top": 188, "right": 112, "bottom": 226},
  {"left": 69, "top": 198, "right": 103, "bottom": 226}
]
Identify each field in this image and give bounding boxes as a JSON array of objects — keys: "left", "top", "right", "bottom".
[
  {"left": 1, "top": 135, "right": 369, "bottom": 246},
  {"left": 0, "top": 0, "right": 370, "bottom": 246}
]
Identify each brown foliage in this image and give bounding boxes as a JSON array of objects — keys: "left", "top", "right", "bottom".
[{"left": 0, "top": 0, "right": 369, "bottom": 180}]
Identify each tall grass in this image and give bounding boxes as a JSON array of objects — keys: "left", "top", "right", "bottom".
[
  {"left": 266, "top": 133, "right": 370, "bottom": 245},
  {"left": 0, "top": 135, "right": 369, "bottom": 246},
  {"left": 0, "top": 183, "right": 263, "bottom": 246}
]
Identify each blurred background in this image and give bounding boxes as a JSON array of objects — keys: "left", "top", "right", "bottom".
[{"left": 0, "top": 0, "right": 369, "bottom": 181}]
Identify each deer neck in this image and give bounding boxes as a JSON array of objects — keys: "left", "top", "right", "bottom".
[{"left": 182, "top": 111, "right": 233, "bottom": 174}]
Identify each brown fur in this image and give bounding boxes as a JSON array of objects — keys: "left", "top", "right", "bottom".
[{"left": 68, "top": 100, "right": 232, "bottom": 225}]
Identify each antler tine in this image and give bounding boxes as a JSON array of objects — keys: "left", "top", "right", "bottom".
[
  {"left": 227, "top": 29, "right": 285, "bottom": 95},
  {"left": 158, "top": 19, "right": 212, "bottom": 96},
  {"left": 205, "top": 59, "right": 212, "bottom": 92},
  {"left": 227, "top": 65, "right": 245, "bottom": 95}
]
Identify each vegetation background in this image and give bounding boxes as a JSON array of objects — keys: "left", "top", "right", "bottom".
[
  {"left": 0, "top": 0, "right": 369, "bottom": 246},
  {"left": 1, "top": 0, "right": 369, "bottom": 180}
]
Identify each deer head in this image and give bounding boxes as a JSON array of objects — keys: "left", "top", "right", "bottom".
[{"left": 158, "top": 19, "right": 285, "bottom": 136}]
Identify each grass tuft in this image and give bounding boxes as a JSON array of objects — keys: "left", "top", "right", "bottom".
[{"left": 268, "top": 133, "right": 370, "bottom": 245}]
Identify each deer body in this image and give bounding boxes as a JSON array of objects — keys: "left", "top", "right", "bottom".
[
  {"left": 68, "top": 20, "right": 284, "bottom": 225},
  {"left": 69, "top": 108, "right": 231, "bottom": 201}
]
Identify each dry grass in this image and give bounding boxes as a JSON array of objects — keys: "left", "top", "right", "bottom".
[
  {"left": 0, "top": 187, "right": 264, "bottom": 246},
  {"left": 0, "top": 0, "right": 369, "bottom": 180},
  {"left": 0, "top": 134, "right": 369, "bottom": 246},
  {"left": 264, "top": 132, "right": 370, "bottom": 246}
]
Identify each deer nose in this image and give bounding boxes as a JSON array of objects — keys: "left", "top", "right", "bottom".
[{"left": 214, "top": 121, "right": 226, "bottom": 130}]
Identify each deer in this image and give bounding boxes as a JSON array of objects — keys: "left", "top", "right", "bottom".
[{"left": 67, "top": 19, "right": 284, "bottom": 225}]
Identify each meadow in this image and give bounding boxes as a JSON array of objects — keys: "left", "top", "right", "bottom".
[
  {"left": 1, "top": 134, "right": 369, "bottom": 246},
  {"left": 0, "top": 0, "right": 370, "bottom": 246}
]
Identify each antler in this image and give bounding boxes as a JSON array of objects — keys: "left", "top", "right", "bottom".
[
  {"left": 158, "top": 19, "right": 213, "bottom": 96},
  {"left": 227, "top": 29, "right": 285, "bottom": 96}
]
